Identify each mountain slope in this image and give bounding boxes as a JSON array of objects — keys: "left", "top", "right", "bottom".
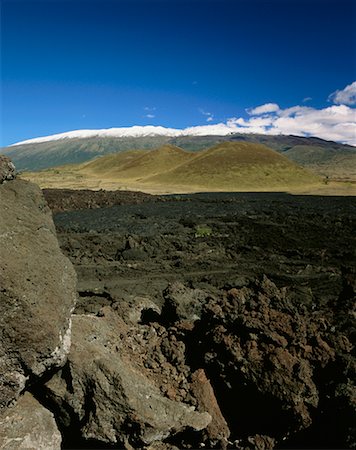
[
  {"left": 2, "top": 137, "right": 175, "bottom": 171},
  {"left": 282, "top": 145, "right": 356, "bottom": 180},
  {"left": 2, "top": 131, "right": 355, "bottom": 181},
  {"left": 230, "top": 134, "right": 356, "bottom": 179},
  {"left": 81, "top": 149, "right": 147, "bottom": 175}
]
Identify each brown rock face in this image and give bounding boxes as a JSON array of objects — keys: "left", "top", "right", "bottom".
[
  {"left": 0, "top": 392, "right": 62, "bottom": 449},
  {"left": 0, "top": 179, "right": 77, "bottom": 408},
  {"left": 190, "top": 368, "right": 230, "bottom": 447},
  {"left": 194, "top": 276, "right": 339, "bottom": 439}
]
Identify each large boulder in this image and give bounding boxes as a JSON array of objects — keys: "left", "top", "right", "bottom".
[
  {"left": 0, "top": 392, "right": 61, "bottom": 449},
  {"left": 0, "top": 177, "right": 77, "bottom": 408},
  {"left": 43, "top": 307, "right": 211, "bottom": 447}
]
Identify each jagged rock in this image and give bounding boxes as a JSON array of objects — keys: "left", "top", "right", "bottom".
[
  {"left": 245, "top": 434, "right": 276, "bottom": 450},
  {"left": 162, "top": 281, "right": 211, "bottom": 323},
  {"left": 113, "top": 295, "right": 161, "bottom": 325},
  {"left": 0, "top": 392, "right": 61, "bottom": 449},
  {"left": 195, "top": 276, "right": 340, "bottom": 440},
  {"left": 0, "top": 179, "right": 77, "bottom": 408},
  {"left": 144, "top": 443, "right": 179, "bottom": 450},
  {"left": 43, "top": 308, "right": 211, "bottom": 447},
  {"left": 0, "top": 156, "right": 16, "bottom": 184},
  {"left": 190, "top": 369, "right": 230, "bottom": 447}
]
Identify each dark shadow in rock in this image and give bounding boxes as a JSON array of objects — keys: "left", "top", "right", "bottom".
[
  {"left": 279, "top": 360, "right": 355, "bottom": 450},
  {"left": 140, "top": 307, "right": 162, "bottom": 325},
  {"left": 75, "top": 290, "right": 115, "bottom": 315},
  {"left": 186, "top": 334, "right": 296, "bottom": 442}
]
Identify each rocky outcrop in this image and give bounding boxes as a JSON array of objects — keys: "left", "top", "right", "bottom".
[
  {"left": 193, "top": 276, "right": 353, "bottom": 443},
  {"left": 1, "top": 170, "right": 353, "bottom": 449},
  {"left": 0, "top": 392, "right": 61, "bottom": 449},
  {"left": 0, "top": 177, "right": 77, "bottom": 408},
  {"left": 43, "top": 307, "right": 211, "bottom": 447},
  {"left": 0, "top": 156, "right": 15, "bottom": 184}
]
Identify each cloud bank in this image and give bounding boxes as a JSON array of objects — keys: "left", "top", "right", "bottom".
[
  {"left": 190, "top": 82, "right": 356, "bottom": 146},
  {"left": 328, "top": 81, "right": 356, "bottom": 106},
  {"left": 223, "top": 103, "right": 356, "bottom": 146},
  {"left": 182, "top": 103, "right": 355, "bottom": 146}
]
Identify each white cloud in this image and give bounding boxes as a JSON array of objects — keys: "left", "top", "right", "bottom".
[
  {"left": 199, "top": 108, "right": 214, "bottom": 122},
  {"left": 303, "top": 97, "right": 312, "bottom": 103},
  {"left": 328, "top": 81, "right": 356, "bottom": 106},
  {"left": 247, "top": 103, "right": 280, "bottom": 115},
  {"left": 144, "top": 106, "right": 156, "bottom": 119}
]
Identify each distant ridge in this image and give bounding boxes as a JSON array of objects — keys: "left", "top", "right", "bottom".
[
  {"left": 10, "top": 126, "right": 187, "bottom": 146},
  {"left": 2, "top": 132, "right": 355, "bottom": 181}
]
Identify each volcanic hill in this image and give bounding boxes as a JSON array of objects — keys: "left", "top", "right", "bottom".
[
  {"left": 143, "top": 142, "right": 320, "bottom": 189},
  {"left": 22, "top": 142, "right": 321, "bottom": 193},
  {"left": 82, "top": 144, "right": 195, "bottom": 180}
]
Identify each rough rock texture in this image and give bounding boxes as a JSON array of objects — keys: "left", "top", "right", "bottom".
[
  {"left": 190, "top": 369, "right": 230, "bottom": 447},
  {"left": 0, "top": 391, "right": 61, "bottom": 449},
  {"left": 0, "top": 156, "right": 16, "bottom": 184},
  {"left": 194, "top": 275, "right": 355, "bottom": 443},
  {"left": 32, "top": 189, "right": 355, "bottom": 448},
  {"left": 43, "top": 308, "right": 211, "bottom": 447},
  {"left": 43, "top": 188, "right": 161, "bottom": 214},
  {"left": 244, "top": 435, "right": 276, "bottom": 450},
  {"left": 0, "top": 179, "right": 77, "bottom": 408},
  {"left": 145, "top": 443, "right": 180, "bottom": 450},
  {"left": 162, "top": 281, "right": 211, "bottom": 323}
]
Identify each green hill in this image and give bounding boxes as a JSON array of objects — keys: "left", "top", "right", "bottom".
[
  {"left": 145, "top": 142, "right": 320, "bottom": 189},
  {"left": 82, "top": 145, "right": 195, "bottom": 181},
  {"left": 81, "top": 149, "right": 147, "bottom": 175}
]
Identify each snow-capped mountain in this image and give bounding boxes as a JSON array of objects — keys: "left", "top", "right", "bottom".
[
  {"left": 3, "top": 127, "right": 355, "bottom": 176},
  {"left": 11, "top": 125, "right": 237, "bottom": 146}
]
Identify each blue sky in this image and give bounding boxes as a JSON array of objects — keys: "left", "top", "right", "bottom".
[{"left": 1, "top": 0, "right": 355, "bottom": 146}]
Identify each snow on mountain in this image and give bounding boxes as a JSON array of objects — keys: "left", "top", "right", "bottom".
[{"left": 11, "top": 124, "right": 237, "bottom": 146}]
